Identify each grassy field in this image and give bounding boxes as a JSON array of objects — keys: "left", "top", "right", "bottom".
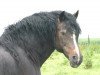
[{"left": 41, "top": 38, "right": 100, "bottom": 75}]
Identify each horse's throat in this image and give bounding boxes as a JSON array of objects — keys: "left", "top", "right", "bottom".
[{"left": 39, "top": 49, "right": 54, "bottom": 67}]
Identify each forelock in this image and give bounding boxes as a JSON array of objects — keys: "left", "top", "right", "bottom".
[{"left": 65, "top": 12, "right": 81, "bottom": 34}]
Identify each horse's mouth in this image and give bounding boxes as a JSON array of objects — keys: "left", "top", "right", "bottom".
[{"left": 70, "top": 61, "right": 80, "bottom": 68}]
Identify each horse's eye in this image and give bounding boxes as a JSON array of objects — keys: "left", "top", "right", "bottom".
[
  {"left": 61, "top": 32, "right": 66, "bottom": 35},
  {"left": 61, "top": 30, "right": 66, "bottom": 35}
]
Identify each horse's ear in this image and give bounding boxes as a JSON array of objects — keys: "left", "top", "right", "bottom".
[
  {"left": 73, "top": 10, "right": 79, "bottom": 19},
  {"left": 59, "top": 11, "right": 65, "bottom": 22}
]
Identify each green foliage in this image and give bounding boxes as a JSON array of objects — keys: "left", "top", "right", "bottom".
[
  {"left": 41, "top": 51, "right": 68, "bottom": 75},
  {"left": 83, "top": 45, "right": 93, "bottom": 69},
  {"left": 41, "top": 38, "right": 100, "bottom": 75},
  {"left": 79, "top": 38, "right": 100, "bottom": 69}
]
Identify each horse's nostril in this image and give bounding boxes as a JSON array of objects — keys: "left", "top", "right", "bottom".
[{"left": 72, "top": 56, "right": 77, "bottom": 60}]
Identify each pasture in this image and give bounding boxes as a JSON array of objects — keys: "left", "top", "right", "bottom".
[{"left": 41, "top": 38, "right": 100, "bottom": 75}]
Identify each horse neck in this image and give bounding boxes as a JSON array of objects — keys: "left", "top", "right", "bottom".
[
  {"left": 0, "top": 37, "right": 55, "bottom": 67},
  {"left": 17, "top": 35, "right": 55, "bottom": 67},
  {"left": 34, "top": 42, "right": 55, "bottom": 67}
]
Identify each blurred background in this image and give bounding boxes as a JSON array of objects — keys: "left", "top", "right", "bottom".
[{"left": 0, "top": 0, "right": 100, "bottom": 75}]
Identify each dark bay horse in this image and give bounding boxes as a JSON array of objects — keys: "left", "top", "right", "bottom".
[{"left": 0, "top": 10, "right": 82, "bottom": 75}]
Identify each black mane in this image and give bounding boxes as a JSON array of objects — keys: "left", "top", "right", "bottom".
[
  {"left": 0, "top": 12, "right": 58, "bottom": 48},
  {"left": 4, "top": 11, "right": 80, "bottom": 36}
]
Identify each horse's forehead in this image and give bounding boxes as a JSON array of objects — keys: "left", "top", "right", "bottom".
[{"left": 58, "top": 21, "right": 74, "bottom": 30}]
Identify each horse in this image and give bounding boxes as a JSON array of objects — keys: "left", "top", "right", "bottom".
[{"left": 0, "top": 10, "right": 83, "bottom": 75}]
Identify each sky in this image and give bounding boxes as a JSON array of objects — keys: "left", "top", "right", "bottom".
[{"left": 0, "top": 0, "right": 100, "bottom": 38}]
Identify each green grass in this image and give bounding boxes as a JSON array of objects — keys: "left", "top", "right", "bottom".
[{"left": 41, "top": 38, "right": 100, "bottom": 75}]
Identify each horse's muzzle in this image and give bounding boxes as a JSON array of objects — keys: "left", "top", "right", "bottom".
[{"left": 69, "top": 54, "right": 83, "bottom": 68}]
